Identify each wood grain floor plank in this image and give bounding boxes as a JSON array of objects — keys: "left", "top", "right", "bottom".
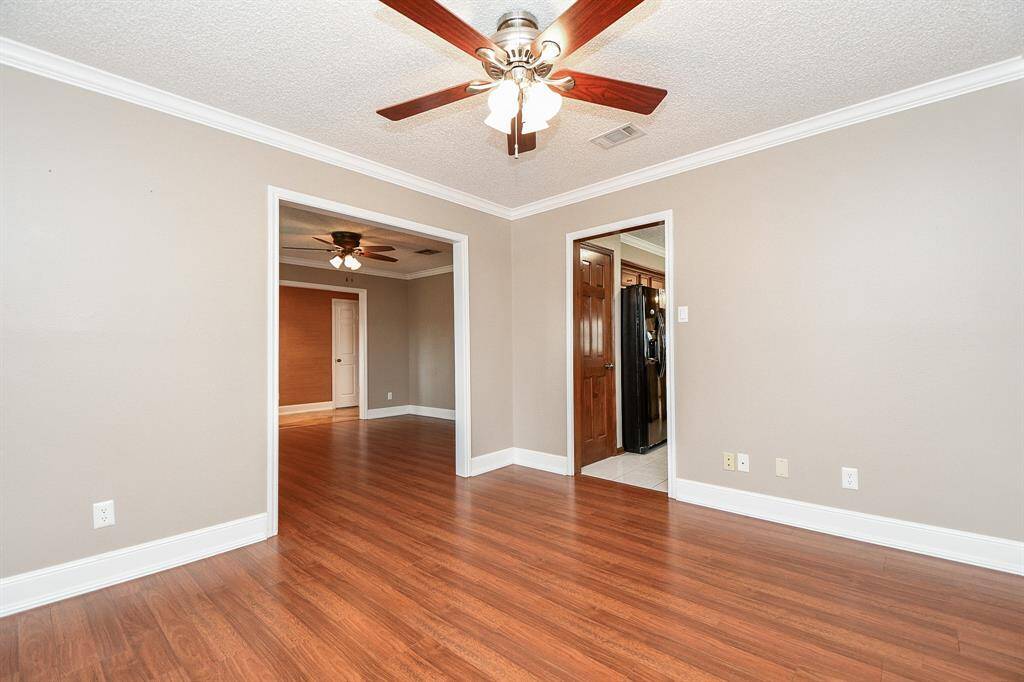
[{"left": 6, "top": 415, "right": 1023, "bottom": 679}]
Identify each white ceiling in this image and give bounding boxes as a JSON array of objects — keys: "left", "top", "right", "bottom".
[
  {"left": 629, "top": 225, "right": 665, "bottom": 248},
  {"left": 2, "top": 1, "right": 1021, "bottom": 207},
  {"left": 280, "top": 203, "right": 452, "bottom": 275}
]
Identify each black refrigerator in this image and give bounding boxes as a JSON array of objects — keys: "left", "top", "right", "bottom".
[{"left": 621, "top": 284, "right": 668, "bottom": 453}]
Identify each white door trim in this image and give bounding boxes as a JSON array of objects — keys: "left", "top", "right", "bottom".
[
  {"left": 565, "top": 210, "right": 676, "bottom": 497},
  {"left": 268, "top": 186, "right": 472, "bottom": 537},
  {"left": 278, "top": 281, "right": 368, "bottom": 417},
  {"left": 331, "top": 297, "right": 360, "bottom": 408}
]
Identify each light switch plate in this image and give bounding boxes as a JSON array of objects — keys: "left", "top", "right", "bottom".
[
  {"left": 677, "top": 306, "right": 688, "bottom": 323},
  {"left": 737, "top": 453, "right": 749, "bottom": 472},
  {"left": 775, "top": 458, "right": 789, "bottom": 478}
]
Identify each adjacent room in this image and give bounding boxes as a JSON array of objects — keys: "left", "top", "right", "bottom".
[
  {"left": 575, "top": 222, "right": 671, "bottom": 491},
  {"left": 2, "top": 0, "right": 1022, "bottom": 678}
]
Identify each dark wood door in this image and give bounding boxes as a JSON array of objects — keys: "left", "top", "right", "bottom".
[{"left": 574, "top": 241, "right": 617, "bottom": 473}]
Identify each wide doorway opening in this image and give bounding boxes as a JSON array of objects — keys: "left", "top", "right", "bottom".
[{"left": 266, "top": 187, "right": 472, "bottom": 536}]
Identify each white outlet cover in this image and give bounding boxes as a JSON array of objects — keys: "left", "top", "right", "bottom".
[
  {"left": 842, "top": 467, "right": 859, "bottom": 490},
  {"left": 737, "top": 453, "right": 750, "bottom": 472},
  {"left": 775, "top": 458, "right": 789, "bottom": 478},
  {"left": 93, "top": 499, "right": 116, "bottom": 528},
  {"left": 677, "top": 306, "right": 688, "bottom": 323}
]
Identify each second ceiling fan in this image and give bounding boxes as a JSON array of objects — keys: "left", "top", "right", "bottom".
[{"left": 377, "top": 0, "right": 667, "bottom": 157}]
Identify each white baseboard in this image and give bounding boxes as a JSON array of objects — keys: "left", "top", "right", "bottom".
[
  {"left": 514, "top": 448, "right": 569, "bottom": 474},
  {"left": 363, "top": 405, "right": 411, "bottom": 419},
  {"left": 470, "top": 447, "right": 569, "bottom": 477},
  {"left": 408, "top": 405, "right": 456, "bottom": 420},
  {"left": 278, "top": 401, "right": 334, "bottom": 415},
  {"left": 364, "top": 404, "right": 456, "bottom": 420},
  {"left": 673, "top": 479, "right": 1023, "bottom": 575},
  {"left": 0, "top": 513, "right": 268, "bottom": 617},
  {"left": 470, "top": 448, "right": 516, "bottom": 475}
]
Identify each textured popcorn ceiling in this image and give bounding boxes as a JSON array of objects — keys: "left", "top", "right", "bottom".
[
  {"left": 2, "top": 1, "right": 1021, "bottom": 207},
  {"left": 280, "top": 204, "right": 452, "bottom": 274}
]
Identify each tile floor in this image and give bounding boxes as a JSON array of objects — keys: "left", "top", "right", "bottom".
[{"left": 581, "top": 444, "right": 668, "bottom": 492}]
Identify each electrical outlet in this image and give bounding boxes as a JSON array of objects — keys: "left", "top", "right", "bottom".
[
  {"left": 722, "top": 452, "right": 736, "bottom": 471},
  {"left": 93, "top": 500, "right": 115, "bottom": 529},
  {"left": 737, "top": 452, "right": 749, "bottom": 472},
  {"left": 842, "top": 467, "right": 859, "bottom": 490},
  {"left": 387, "top": 391, "right": 392, "bottom": 401},
  {"left": 775, "top": 458, "right": 789, "bottom": 478}
]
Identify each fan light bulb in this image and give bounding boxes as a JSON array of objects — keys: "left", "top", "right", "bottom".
[
  {"left": 343, "top": 254, "right": 361, "bottom": 270},
  {"left": 485, "top": 79, "right": 519, "bottom": 132},
  {"left": 329, "top": 254, "right": 343, "bottom": 269}
]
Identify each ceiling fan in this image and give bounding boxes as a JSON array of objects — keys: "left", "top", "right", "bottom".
[
  {"left": 282, "top": 231, "right": 398, "bottom": 271},
  {"left": 376, "top": 0, "right": 667, "bottom": 157}
]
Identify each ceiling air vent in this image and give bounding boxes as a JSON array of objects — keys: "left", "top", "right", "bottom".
[
  {"left": 590, "top": 123, "right": 646, "bottom": 149},
  {"left": 414, "top": 248, "right": 442, "bottom": 255}
]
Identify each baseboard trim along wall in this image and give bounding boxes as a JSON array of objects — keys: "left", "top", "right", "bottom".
[
  {"left": 278, "top": 401, "right": 334, "bottom": 415},
  {"left": 364, "top": 405, "right": 456, "bottom": 420},
  {"left": 408, "top": 405, "right": 457, "bottom": 420},
  {"left": 673, "top": 479, "right": 1024, "bottom": 575},
  {"left": 0, "top": 513, "right": 269, "bottom": 617},
  {"left": 470, "top": 448, "right": 569, "bottom": 476}
]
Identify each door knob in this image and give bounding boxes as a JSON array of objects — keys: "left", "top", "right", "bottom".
[
  {"left": 604, "top": 363, "right": 615, "bottom": 369},
  {"left": 336, "top": 359, "right": 341, "bottom": 363}
]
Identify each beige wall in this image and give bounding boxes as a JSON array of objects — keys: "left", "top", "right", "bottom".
[
  {"left": 1, "top": 67, "right": 511, "bottom": 576},
  {"left": 513, "top": 81, "right": 1024, "bottom": 541},
  {"left": 408, "top": 273, "right": 455, "bottom": 410},
  {"left": 620, "top": 243, "right": 665, "bottom": 272},
  {"left": 279, "top": 265, "right": 454, "bottom": 410},
  {"left": 3, "top": 64, "right": 1020, "bottom": 580}
]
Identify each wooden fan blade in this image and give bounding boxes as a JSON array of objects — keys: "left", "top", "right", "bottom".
[
  {"left": 506, "top": 107, "right": 537, "bottom": 157},
  {"left": 533, "top": 0, "right": 644, "bottom": 61},
  {"left": 313, "top": 236, "right": 338, "bottom": 247},
  {"left": 378, "top": 0, "right": 499, "bottom": 59},
  {"left": 360, "top": 245, "right": 396, "bottom": 252},
  {"left": 360, "top": 252, "right": 399, "bottom": 263},
  {"left": 377, "top": 82, "right": 483, "bottom": 121},
  {"left": 553, "top": 70, "right": 666, "bottom": 114},
  {"left": 282, "top": 247, "right": 335, "bottom": 251}
]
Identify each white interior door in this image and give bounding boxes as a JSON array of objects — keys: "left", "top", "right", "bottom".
[{"left": 332, "top": 299, "right": 359, "bottom": 407}]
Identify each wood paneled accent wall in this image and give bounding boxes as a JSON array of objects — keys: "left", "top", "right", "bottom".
[{"left": 279, "top": 286, "right": 357, "bottom": 406}]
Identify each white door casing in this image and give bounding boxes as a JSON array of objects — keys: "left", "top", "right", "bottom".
[{"left": 332, "top": 299, "right": 359, "bottom": 407}]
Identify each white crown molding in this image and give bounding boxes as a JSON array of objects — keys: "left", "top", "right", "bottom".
[
  {"left": 509, "top": 56, "right": 1024, "bottom": 220},
  {"left": 674, "top": 479, "right": 1023, "bottom": 575},
  {"left": 3, "top": 38, "right": 1020, "bottom": 223},
  {"left": 0, "top": 37, "right": 512, "bottom": 219},
  {"left": 280, "top": 255, "right": 451, "bottom": 280},
  {"left": 406, "top": 265, "right": 455, "bottom": 280},
  {"left": 0, "top": 513, "right": 268, "bottom": 617},
  {"left": 619, "top": 233, "right": 665, "bottom": 258}
]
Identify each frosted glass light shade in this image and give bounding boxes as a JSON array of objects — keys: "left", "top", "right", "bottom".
[
  {"left": 329, "top": 254, "right": 343, "bottom": 269},
  {"left": 486, "top": 80, "right": 519, "bottom": 119}
]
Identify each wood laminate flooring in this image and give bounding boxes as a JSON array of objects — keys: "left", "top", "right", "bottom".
[{"left": 4, "top": 415, "right": 1022, "bottom": 679}]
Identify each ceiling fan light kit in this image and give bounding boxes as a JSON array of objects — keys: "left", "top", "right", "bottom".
[
  {"left": 376, "top": 0, "right": 667, "bottom": 157},
  {"left": 283, "top": 230, "right": 398, "bottom": 270}
]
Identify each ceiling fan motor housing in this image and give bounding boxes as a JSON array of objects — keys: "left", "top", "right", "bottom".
[
  {"left": 331, "top": 231, "right": 363, "bottom": 250},
  {"left": 485, "top": 11, "right": 552, "bottom": 80}
]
